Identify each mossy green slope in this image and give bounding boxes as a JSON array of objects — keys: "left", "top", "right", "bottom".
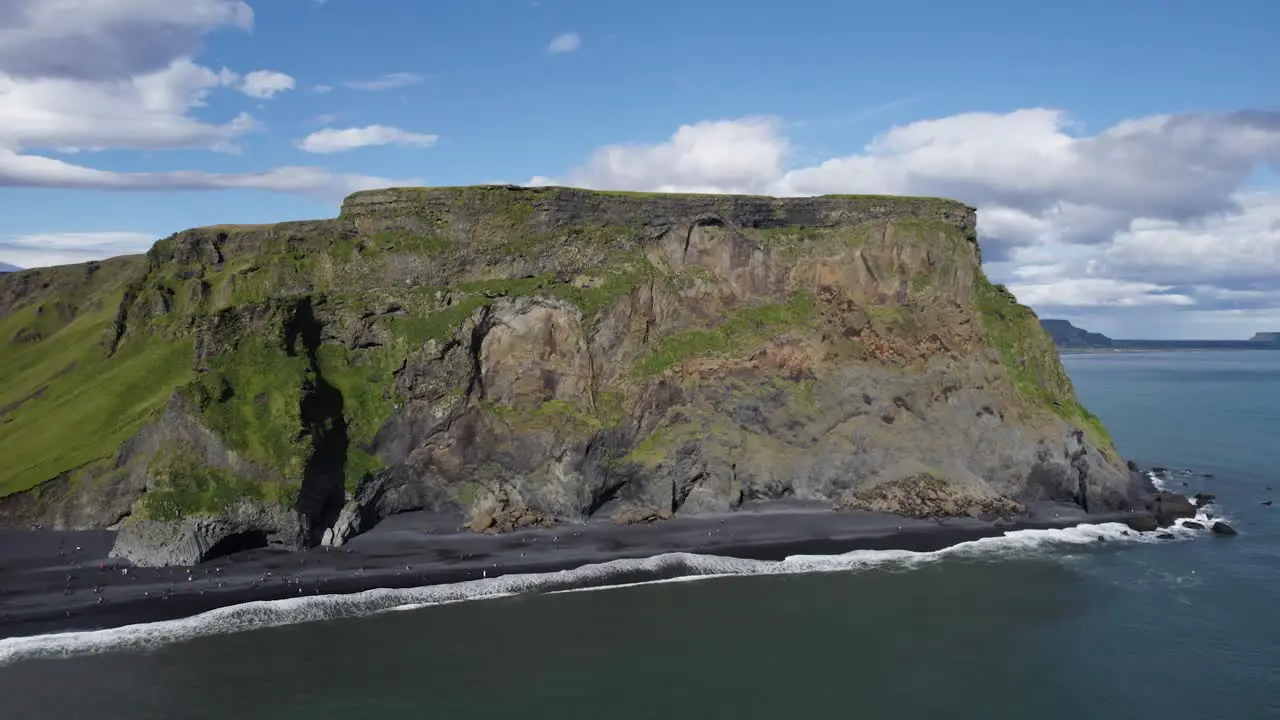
[{"left": 0, "top": 258, "right": 196, "bottom": 497}]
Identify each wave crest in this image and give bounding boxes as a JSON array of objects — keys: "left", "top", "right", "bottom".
[{"left": 0, "top": 519, "right": 1180, "bottom": 665}]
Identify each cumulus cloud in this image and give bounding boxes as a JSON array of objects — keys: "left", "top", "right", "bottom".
[
  {"left": 0, "top": 0, "right": 253, "bottom": 81},
  {"left": 0, "top": 0, "right": 412, "bottom": 201},
  {"left": 0, "top": 231, "right": 159, "bottom": 268},
  {"left": 531, "top": 109, "right": 1280, "bottom": 335},
  {"left": 546, "top": 32, "right": 581, "bottom": 54},
  {"left": 532, "top": 117, "right": 788, "bottom": 194},
  {"left": 0, "top": 58, "right": 260, "bottom": 152},
  {"left": 237, "top": 69, "right": 295, "bottom": 99},
  {"left": 298, "top": 125, "right": 439, "bottom": 153},
  {"left": 340, "top": 72, "right": 426, "bottom": 91},
  {"left": 1098, "top": 191, "right": 1280, "bottom": 287}
]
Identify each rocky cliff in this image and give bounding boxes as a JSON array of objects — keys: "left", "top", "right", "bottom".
[
  {"left": 1040, "top": 319, "right": 1114, "bottom": 349},
  {"left": 0, "top": 186, "right": 1136, "bottom": 565}
]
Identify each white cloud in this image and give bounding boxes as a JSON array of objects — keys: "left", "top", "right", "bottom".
[
  {"left": 0, "top": 0, "right": 405, "bottom": 201},
  {"left": 529, "top": 109, "right": 1280, "bottom": 333},
  {"left": 0, "top": 148, "right": 418, "bottom": 200},
  {"left": 534, "top": 117, "right": 788, "bottom": 194},
  {"left": 0, "top": 231, "right": 158, "bottom": 268},
  {"left": 1004, "top": 278, "right": 1195, "bottom": 308},
  {"left": 340, "top": 72, "right": 425, "bottom": 91},
  {"left": 547, "top": 32, "right": 581, "bottom": 54},
  {"left": 312, "top": 84, "right": 333, "bottom": 94},
  {"left": 0, "top": 58, "right": 260, "bottom": 152},
  {"left": 297, "top": 125, "right": 439, "bottom": 154},
  {"left": 1098, "top": 191, "right": 1280, "bottom": 286},
  {"left": 237, "top": 69, "right": 295, "bottom": 99},
  {"left": 0, "top": 0, "right": 253, "bottom": 81}
]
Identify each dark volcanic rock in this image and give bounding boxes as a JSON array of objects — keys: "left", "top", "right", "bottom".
[
  {"left": 1150, "top": 491, "right": 1197, "bottom": 527},
  {"left": 1192, "top": 492, "right": 1217, "bottom": 507},
  {"left": 1180, "top": 520, "right": 1205, "bottom": 530},
  {"left": 1125, "top": 515, "right": 1159, "bottom": 532},
  {"left": 1211, "top": 522, "right": 1238, "bottom": 537},
  {"left": 1156, "top": 533, "right": 1176, "bottom": 540}
]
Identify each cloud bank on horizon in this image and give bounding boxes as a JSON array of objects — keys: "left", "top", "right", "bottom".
[{"left": 0, "top": 0, "right": 1277, "bottom": 339}]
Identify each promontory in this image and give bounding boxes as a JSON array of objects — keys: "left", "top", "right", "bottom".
[{"left": 0, "top": 185, "right": 1150, "bottom": 568}]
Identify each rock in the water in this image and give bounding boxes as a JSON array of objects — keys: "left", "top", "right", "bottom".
[
  {"left": 1156, "top": 533, "right": 1176, "bottom": 540},
  {"left": 1150, "top": 491, "right": 1196, "bottom": 527},
  {"left": 1211, "top": 522, "right": 1238, "bottom": 537},
  {"left": 1262, "top": 500, "right": 1273, "bottom": 507},
  {"left": 1192, "top": 492, "right": 1217, "bottom": 507},
  {"left": 1125, "top": 515, "right": 1159, "bottom": 532},
  {"left": 1180, "top": 520, "right": 1205, "bottom": 530}
]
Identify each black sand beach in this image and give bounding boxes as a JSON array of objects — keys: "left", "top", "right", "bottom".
[{"left": 0, "top": 500, "right": 1143, "bottom": 640}]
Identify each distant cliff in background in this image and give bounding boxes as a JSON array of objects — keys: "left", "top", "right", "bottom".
[
  {"left": 1040, "top": 319, "right": 1280, "bottom": 351},
  {"left": 1040, "top": 319, "right": 1113, "bottom": 349},
  {"left": 0, "top": 263, "right": 20, "bottom": 274}
]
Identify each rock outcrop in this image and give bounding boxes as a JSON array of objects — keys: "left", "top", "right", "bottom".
[{"left": 0, "top": 186, "right": 1142, "bottom": 565}]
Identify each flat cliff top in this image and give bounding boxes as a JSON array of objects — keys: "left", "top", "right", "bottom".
[{"left": 339, "top": 184, "right": 975, "bottom": 234}]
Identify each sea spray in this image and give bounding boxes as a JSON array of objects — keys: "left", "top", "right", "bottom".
[{"left": 0, "top": 518, "right": 1194, "bottom": 666}]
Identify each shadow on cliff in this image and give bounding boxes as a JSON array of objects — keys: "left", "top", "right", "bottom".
[{"left": 285, "top": 297, "right": 349, "bottom": 544}]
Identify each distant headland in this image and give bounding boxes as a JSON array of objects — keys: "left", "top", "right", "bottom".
[{"left": 1041, "top": 319, "right": 1280, "bottom": 352}]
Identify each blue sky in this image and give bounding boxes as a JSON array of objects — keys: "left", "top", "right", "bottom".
[{"left": 1, "top": 0, "right": 1278, "bottom": 338}]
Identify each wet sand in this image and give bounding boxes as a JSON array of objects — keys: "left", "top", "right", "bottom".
[{"left": 0, "top": 500, "right": 1143, "bottom": 640}]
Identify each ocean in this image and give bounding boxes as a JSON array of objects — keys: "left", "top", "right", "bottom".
[{"left": 1, "top": 350, "right": 1277, "bottom": 719}]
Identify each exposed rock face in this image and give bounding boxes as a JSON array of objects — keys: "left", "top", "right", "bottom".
[
  {"left": 111, "top": 501, "right": 307, "bottom": 566},
  {"left": 0, "top": 186, "right": 1139, "bottom": 565}
]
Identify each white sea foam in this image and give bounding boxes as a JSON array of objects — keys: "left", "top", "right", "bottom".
[
  {"left": 1147, "top": 470, "right": 1231, "bottom": 528},
  {"left": 0, "top": 518, "right": 1196, "bottom": 666}
]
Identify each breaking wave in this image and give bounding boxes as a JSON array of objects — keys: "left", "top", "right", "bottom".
[{"left": 0, "top": 515, "right": 1204, "bottom": 667}]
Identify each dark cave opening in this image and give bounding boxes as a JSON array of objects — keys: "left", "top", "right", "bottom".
[{"left": 202, "top": 530, "right": 270, "bottom": 562}]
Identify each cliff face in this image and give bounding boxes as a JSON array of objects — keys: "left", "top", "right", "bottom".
[{"left": 0, "top": 186, "right": 1133, "bottom": 565}]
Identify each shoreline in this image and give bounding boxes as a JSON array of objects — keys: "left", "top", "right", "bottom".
[
  {"left": 0, "top": 501, "right": 1145, "bottom": 640},
  {"left": 1058, "top": 347, "right": 1280, "bottom": 355}
]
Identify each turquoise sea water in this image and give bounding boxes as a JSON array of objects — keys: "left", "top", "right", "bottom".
[{"left": 1, "top": 350, "right": 1277, "bottom": 719}]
